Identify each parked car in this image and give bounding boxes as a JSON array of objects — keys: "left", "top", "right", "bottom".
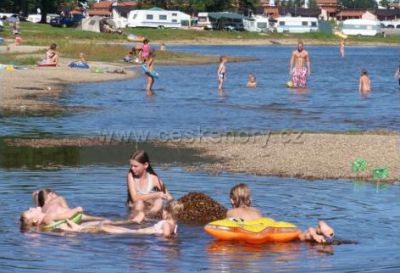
[
  {"left": 50, "top": 14, "right": 84, "bottom": 28},
  {"left": 0, "top": 20, "right": 3, "bottom": 31}
]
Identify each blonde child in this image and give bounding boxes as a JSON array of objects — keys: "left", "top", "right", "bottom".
[
  {"left": 247, "top": 74, "right": 257, "bottom": 88},
  {"left": 217, "top": 56, "right": 227, "bottom": 95},
  {"left": 359, "top": 68, "right": 371, "bottom": 95},
  {"left": 227, "top": 183, "right": 335, "bottom": 244},
  {"left": 59, "top": 200, "right": 183, "bottom": 238},
  {"left": 144, "top": 50, "right": 156, "bottom": 96}
]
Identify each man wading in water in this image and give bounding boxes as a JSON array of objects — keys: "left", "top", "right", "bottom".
[{"left": 289, "top": 41, "right": 311, "bottom": 88}]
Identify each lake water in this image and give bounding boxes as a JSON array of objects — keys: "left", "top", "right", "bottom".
[
  {"left": 1, "top": 45, "right": 400, "bottom": 137},
  {"left": 1, "top": 45, "right": 400, "bottom": 272},
  {"left": 1, "top": 167, "right": 399, "bottom": 273}
]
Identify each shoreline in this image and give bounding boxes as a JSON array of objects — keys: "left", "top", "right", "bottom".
[
  {"left": 4, "top": 132, "right": 399, "bottom": 182},
  {"left": 0, "top": 57, "right": 138, "bottom": 113}
]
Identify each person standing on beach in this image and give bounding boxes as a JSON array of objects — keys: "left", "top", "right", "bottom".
[
  {"left": 339, "top": 39, "right": 345, "bottom": 58},
  {"left": 217, "top": 56, "right": 227, "bottom": 95},
  {"left": 289, "top": 41, "right": 311, "bottom": 88},
  {"left": 359, "top": 68, "right": 371, "bottom": 96}
]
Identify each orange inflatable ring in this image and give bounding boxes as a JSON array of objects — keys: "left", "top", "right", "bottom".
[{"left": 204, "top": 217, "right": 301, "bottom": 244}]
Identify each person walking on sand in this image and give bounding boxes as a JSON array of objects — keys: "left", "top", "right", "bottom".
[
  {"left": 289, "top": 41, "right": 311, "bottom": 88},
  {"left": 217, "top": 56, "right": 227, "bottom": 95},
  {"left": 359, "top": 68, "right": 371, "bottom": 96},
  {"left": 339, "top": 39, "right": 345, "bottom": 58}
]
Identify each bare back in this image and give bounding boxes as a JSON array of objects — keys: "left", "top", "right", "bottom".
[{"left": 226, "top": 207, "right": 262, "bottom": 221}]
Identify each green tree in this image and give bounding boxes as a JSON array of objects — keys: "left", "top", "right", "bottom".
[
  {"left": 339, "top": 0, "right": 377, "bottom": 9},
  {"left": 308, "top": 0, "right": 318, "bottom": 8},
  {"left": 379, "top": 0, "right": 391, "bottom": 7}
]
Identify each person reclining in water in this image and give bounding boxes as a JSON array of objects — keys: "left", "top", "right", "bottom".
[
  {"left": 227, "top": 183, "right": 335, "bottom": 244},
  {"left": 61, "top": 199, "right": 183, "bottom": 238}
]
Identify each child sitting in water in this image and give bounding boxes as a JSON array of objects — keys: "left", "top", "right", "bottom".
[
  {"left": 246, "top": 74, "right": 257, "bottom": 88},
  {"left": 359, "top": 68, "right": 371, "bottom": 95},
  {"left": 227, "top": 183, "right": 335, "bottom": 244}
]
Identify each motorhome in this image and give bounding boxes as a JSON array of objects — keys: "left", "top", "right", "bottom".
[
  {"left": 380, "top": 20, "right": 400, "bottom": 29},
  {"left": 243, "top": 15, "right": 270, "bottom": 32},
  {"left": 197, "top": 12, "right": 244, "bottom": 30},
  {"left": 275, "top": 17, "right": 318, "bottom": 33},
  {"left": 127, "top": 8, "right": 190, "bottom": 28},
  {"left": 341, "top": 19, "right": 382, "bottom": 36}
]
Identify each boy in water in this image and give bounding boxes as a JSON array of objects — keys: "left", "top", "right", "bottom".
[
  {"left": 359, "top": 68, "right": 371, "bottom": 96},
  {"left": 247, "top": 74, "right": 257, "bottom": 88},
  {"left": 217, "top": 56, "right": 227, "bottom": 95}
]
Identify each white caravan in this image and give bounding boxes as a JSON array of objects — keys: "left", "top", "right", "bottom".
[
  {"left": 27, "top": 13, "right": 58, "bottom": 23},
  {"left": 243, "top": 15, "right": 270, "bottom": 32},
  {"left": 341, "top": 19, "right": 382, "bottom": 36},
  {"left": 127, "top": 8, "right": 190, "bottom": 28},
  {"left": 276, "top": 17, "right": 318, "bottom": 33}
]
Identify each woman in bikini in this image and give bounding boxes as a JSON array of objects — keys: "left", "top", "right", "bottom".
[{"left": 126, "top": 150, "right": 173, "bottom": 223}]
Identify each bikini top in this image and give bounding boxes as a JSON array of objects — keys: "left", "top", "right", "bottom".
[
  {"left": 153, "top": 220, "right": 178, "bottom": 235},
  {"left": 134, "top": 173, "right": 154, "bottom": 195}
]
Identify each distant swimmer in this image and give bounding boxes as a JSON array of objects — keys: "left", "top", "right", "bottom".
[
  {"left": 247, "top": 74, "right": 257, "bottom": 88},
  {"left": 395, "top": 64, "right": 400, "bottom": 86},
  {"left": 289, "top": 41, "right": 311, "bottom": 88},
  {"left": 359, "top": 68, "right": 371, "bottom": 96},
  {"left": 217, "top": 56, "right": 227, "bottom": 96},
  {"left": 340, "top": 39, "right": 345, "bottom": 58}
]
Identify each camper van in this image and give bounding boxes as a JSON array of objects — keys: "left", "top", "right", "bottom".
[
  {"left": 243, "top": 15, "right": 270, "bottom": 32},
  {"left": 127, "top": 8, "right": 190, "bottom": 28},
  {"left": 341, "top": 19, "right": 382, "bottom": 36},
  {"left": 197, "top": 12, "right": 244, "bottom": 30},
  {"left": 275, "top": 17, "right": 318, "bottom": 33}
]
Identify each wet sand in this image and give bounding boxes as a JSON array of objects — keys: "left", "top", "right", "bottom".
[
  {"left": 0, "top": 57, "right": 137, "bottom": 113},
  {"left": 163, "top": 132, "right": 399, "bottom": 181},
  {"left": 5, "top": 132, "right": 399, "bottom": 181}
]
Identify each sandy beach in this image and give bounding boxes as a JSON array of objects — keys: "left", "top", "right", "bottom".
[{"left": 0, "top": 45, "right": 137, "bottom": 113}]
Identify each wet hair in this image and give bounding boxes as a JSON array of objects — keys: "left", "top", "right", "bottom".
[
  {"left": 50, "top": 43, "right": 57, "bottom": 50},
  {"left": 361, "top": 68, "right": 368, "bottom": 75},
  {"left": 33, "top": 189, "right": 55, "bottom": 207},
  {"left": 127, "top": 150, "right": 166, "bottom": 204},
  {"left": 164, "top": 200, "right": 184, "bottom": 220},
  {"left": 230, "top": 183, "right": 252, "bottom": 208},
  {"left": 219, "top": 56, "right": 226, "bottom": 63}
]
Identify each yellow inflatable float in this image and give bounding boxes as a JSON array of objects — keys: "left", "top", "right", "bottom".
[{"left": 204, "top": 217, "right": 301, "bottom": 244}]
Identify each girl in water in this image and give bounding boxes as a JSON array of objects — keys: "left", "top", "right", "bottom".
[
  {"left": 51, "top": 200, "right": 183, "bottom": 237},
  {"left": 126, "top": 150, "right": 173, "bottom": 223},
  {"left": 227, "top": 183, "right": 335, "bottom": 244}
]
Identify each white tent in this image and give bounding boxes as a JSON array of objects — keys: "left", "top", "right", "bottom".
[{"left": 80, "top": 16, "right": 102, "bottom": 32}]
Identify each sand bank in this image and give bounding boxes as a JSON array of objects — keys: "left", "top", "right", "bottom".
[
  {"left": 162, "top": 132, "right": 399, "bottom": 181},
  {"left": 0, "top": 57, "right": 137, "bottom": 113},
  {"left": 5, "top": 132, "right": 399, "bottom": 181}
]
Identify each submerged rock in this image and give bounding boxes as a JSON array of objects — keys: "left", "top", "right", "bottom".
[{"left": 177, "top": 192, "right": 227, "bottom": 225}]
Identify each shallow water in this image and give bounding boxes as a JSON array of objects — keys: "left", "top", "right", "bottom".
[
  {"left": 1, "top": 45, "right": 400, "bottom": 272},
  {"left": 1, "top": 45, "right": 400, "bottom": 137},
  {"left": 1, "top": 166, "right": 399, "bottom": 273}
]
